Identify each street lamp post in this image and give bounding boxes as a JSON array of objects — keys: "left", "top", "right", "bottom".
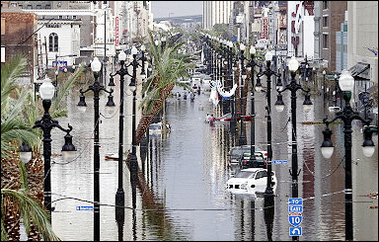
[
  {"left": 274, "top": 56, "right": 313, "bottom": 241},
  {"left": 246, "top": 46, "right": 261, "bottom": 166},
  {"left": 257, "top": 50, "right": 280, "bottom": 203},
  {"left": 320, "top": 69, "right": 377, "bottom": 241},
  {"left": 108, "top": 51, "right": 128, "bottom": 227},
  {"left": 128, "top": 45, "right": 146, "bottom": 209},
  {"left": 31, "top": 76, "right": 77, "bottom": 220},
  {"left": 77, "top": 57, "right": 115, "bottom": 241},
  {"left": 231, "top": 55, "right": 238, "bottom": 135},
  {"left": 239, "top": 43, "right": 247, "bottom": 146}
]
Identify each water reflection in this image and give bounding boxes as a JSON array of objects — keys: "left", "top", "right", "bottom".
[{"left": 49, "top": 84, "right": 377, "bottom": 241}]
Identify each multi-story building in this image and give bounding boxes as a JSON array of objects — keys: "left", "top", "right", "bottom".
[
  {"left": 203, "top": 1, "right": 233, "bottom": 30},
  {"left": 319, "top": 1, "right": 347, "bottom": 72},
  {"left": 1, "top": 1, "right": 38, "bottom": 85},
  {"left": 335, "top": 11, "right": 348, "bottom": 73},
  {"left": 347, "top": 1, "right": 378, "bottom": 121}
]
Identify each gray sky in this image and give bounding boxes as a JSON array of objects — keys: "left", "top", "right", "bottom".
[{"left": 151, "top": 1, "right": 202, "bottom": 19}]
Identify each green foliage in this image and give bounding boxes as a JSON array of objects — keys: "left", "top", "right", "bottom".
[
  {"left": 1, "top": 55, "right": 84, "bottom": 240},
  {"left": 1, "top": 188, "right": 61, "bottom": 241},
  {"left": 1, "top": 55, "right": 40, "bottom": 158},
  {"left": 139, "top": 31, "right": 195, "bottom": 114}
]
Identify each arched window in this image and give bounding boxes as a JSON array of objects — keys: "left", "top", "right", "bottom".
[{"left": 49, "top": 33, "right": 58, "bottom": 52}]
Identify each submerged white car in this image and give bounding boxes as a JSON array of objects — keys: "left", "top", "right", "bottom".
[{"left": 226, "top": 168, "right": 277, "bottom": 195}]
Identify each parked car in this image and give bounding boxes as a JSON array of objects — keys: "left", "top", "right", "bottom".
[
  {"left": 228, "top": 145, "right": 267, "bottom": 163},
  {"left": 238, "top": 152, "right": 266, "bottom": 169},
  {"left": 226, "top": 168, "right": 277, "bottom": 195},
  {"left": 228, "top": 145, "right": 251, "bottom": 164},
  {"left": 216, "top": 113, "right": 252, "bottom": 122}
]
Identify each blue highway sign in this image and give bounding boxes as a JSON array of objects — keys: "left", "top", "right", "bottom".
[
  {"left": 288, "top": 198, "right": 303, "bottom": 205},
  {"left": 288, "top": 205, "right": 303, "bottom": 213},
  {"left": 288, "top": 215, "right": 303, "bottom": 226},
  {"left": 289, "top": 227, "right": 303, "bottom": 236},
  {"left": 272, "top": 160, "right": 288, "bottom": 164}
]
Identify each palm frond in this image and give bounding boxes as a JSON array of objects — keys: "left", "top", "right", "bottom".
[
  {"left": 1, "top": 189, "right": 61, "bottom": 241},
  {"left": 51, "top": 65, "right": 85, "bottom": 118}
]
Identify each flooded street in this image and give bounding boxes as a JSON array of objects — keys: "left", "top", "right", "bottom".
[{"left": 49, "top": 79, "right": 377, "bottom": 241}]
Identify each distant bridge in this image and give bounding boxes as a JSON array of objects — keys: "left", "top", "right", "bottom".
[{"left": 154, "top": 14, "right": 202, "bottom": 25}]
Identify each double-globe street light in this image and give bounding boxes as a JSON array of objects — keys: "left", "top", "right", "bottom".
[
  {"left": 246, "top": 46, "right": 262, "bottom": 168},
  {"left": 77, "top": 56, "right": 115, "bottom": 241},
  {"left": 256, "top": 50, "right": 281, "bottom": 204},
  {"left": 320, "top": 69, "right": 377, "bottom": 241},
  {"left": 274, "top": 56, "right": 313, "bottom": 241},
  {"left": 128, "top": 46, "right": 146, "bottom": 209},
  {"left": 20, "top": 76, "right": 77, "bottom": 221},
  {"left": 238, "top": 43, "right": 248, "bottom": 146}
]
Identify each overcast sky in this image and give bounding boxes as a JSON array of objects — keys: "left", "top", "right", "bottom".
[{"left": 151, "top": 1, "right": 202, "bottom": 19}]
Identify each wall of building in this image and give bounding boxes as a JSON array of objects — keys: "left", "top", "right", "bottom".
[
  {"left": 1, "top": 11, "right": 37, "bottom": 84},
  {"left": 320, "top": 1, "right": 347, "bottom": 72},
  {"left": 348, "top": 1, "right": 378, "bottom": 85}
]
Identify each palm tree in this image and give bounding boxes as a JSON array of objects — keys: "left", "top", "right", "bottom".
[
  {"left": 135, "top": 31, "right": 196, "bottom": 144},
  {"left": 1, "top": 54, "right": 84, "bottom": 241}
]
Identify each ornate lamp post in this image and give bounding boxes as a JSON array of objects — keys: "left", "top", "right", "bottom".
[
  {"left": 129, "top": 46, "right": 142, "bottom": 209},
  {"left": 246, "top": 46, "right": 261, "bottom": 166},
  {"left": 239, "top": 43, "right": 247, "bottom": 146},
  {"left": 29, "top": 76, "right": 77, "bottom": 220},
  {"left": 108, "top": 51, "right": 128, "bottom": 228},
  {"left": 257, "top": 50, "right": 280, "bottom": 204},
  {"left": 77, "top": 57, "right": 115, "bottom": 241},
  {"left": 320, "top": 69, "right": 377, "bottom": 241},
  {"left": 274, "top": 56, "right": 313, "bottom": 241}
]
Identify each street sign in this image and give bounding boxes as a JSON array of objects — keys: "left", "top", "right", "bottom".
[
  {"left": 288, "top": 205, "right": 303, "bottom": 213},
  {"left": 76, "top": 206, "right": 93, "bottom": 211},
  {"left": 288, "top": 215, "right": 303, "bottom": 226},
  {"left": 288, "top": 198, "right": 303, "bottom": 205},
  {"left": 272, "top": 160, "right": 288, "bottom": 164},
  {"left": 289, "top": 227, "right": 302, "bottom": 236}
]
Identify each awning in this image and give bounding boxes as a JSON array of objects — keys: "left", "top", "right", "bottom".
[{"left": 348, "top": 62, "right": 370, "bottom": 81}]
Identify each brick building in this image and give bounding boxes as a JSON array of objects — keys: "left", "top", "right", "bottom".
[
  {"left": 1, "top": 2, "right": 38, "bottom": 85},
  {"left": 319, "top": 1, "right": 347, "bottom": 72}
]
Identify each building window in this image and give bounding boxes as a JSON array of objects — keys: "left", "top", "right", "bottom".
[
  {"left": 46, "top": 4, "right": 51, "bottom": 9},
  {"left": 323, "top": 34, "right": 329, "bottom": 48},
  {"left": 49, "top": 33, "right": 58, "bottom": 52},
  {"left": 323, "top": 16, "right": 328, "bottom": 27},
  {"left": 323, "top": 1, "right": 328, "bottom": 10},
  {"left": 1, "top": 19, "right": 5, "bottom": 35}
]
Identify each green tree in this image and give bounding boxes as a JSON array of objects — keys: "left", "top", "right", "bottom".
[
  {"left": 135, "top": 31, "right": 196, "bottom": 144},
  {"left": 1, "top": 54, "right": 84, "bottom": 241}
]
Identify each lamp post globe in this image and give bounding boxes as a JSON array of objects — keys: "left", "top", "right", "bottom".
[
  {"left": 339, "top": 69, "right": 354, "bottom": 92},
  {"left": 19, "top": 142, "right": 32, "bottom": 164},
  {"left": 131, "top": 46, "right": 138, "bottom": 56},
  {"left": 362, "top": 126, "right": 376, "bottom": 157},
  {"left": 119, "top": 51, "right": 127, "bottom": 61},
  {"left": 265, "top": 51, "right": 273, "bottom": 62},
  {"left": 288, "top": 56, "right": 299, "bottom": 72},
  {"left": 91, "top": 57, "right": 102, "bottom": 72},
  {"left": 39, "top": 77, "right": 55, "bottom": 100},
  {"left": 250, "top": 46, "right": 256, "bottom": 55}
]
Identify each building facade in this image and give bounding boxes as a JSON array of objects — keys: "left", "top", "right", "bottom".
[
  {"left": 319, "top": 1, "right": 347, "bottom": 72},
  {"left": 1, "top": 2, "right": 38, "bottom": 85},
  {"left": 203, "top": 1, "right": 233, "bottom": 29}
]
